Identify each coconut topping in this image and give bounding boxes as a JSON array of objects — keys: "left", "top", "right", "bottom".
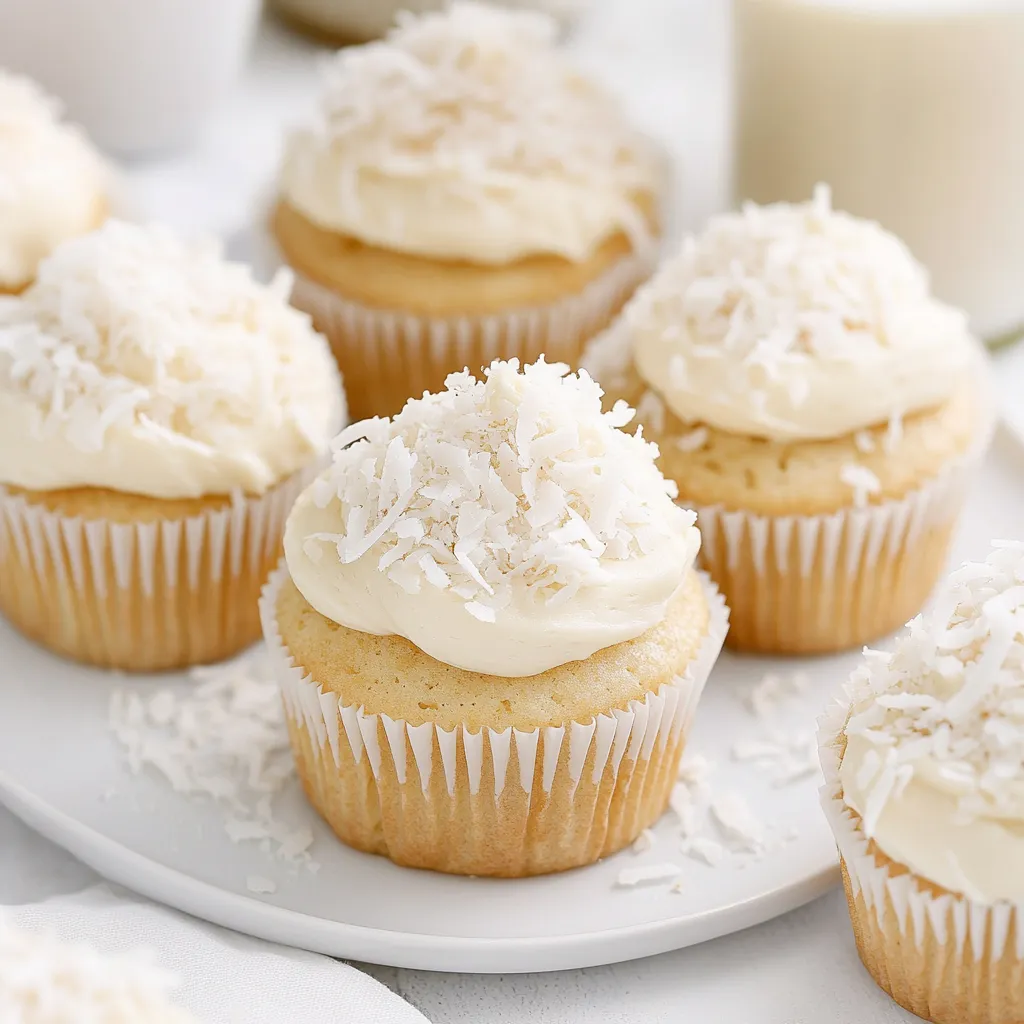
[
  {"left": 0, "top": 221, "right": 344, "bottom": 498},
  {"left": 0, "top": 920, "right": 197, "bottom": 1023},
  {"left": 278, "top": 2, "right": 660, "bottom": 264},
  {"left": 844, "top": 541, "right": 1024, "bottom": 834},
  {"left": 627, "top": 186, "right": 976, "bottom": 442},
  {"left": 0, "top": 71, "right": 107, "bottom": 291},
  {"left": 284, "top": 358, "right": 701, "bottom": 676}
]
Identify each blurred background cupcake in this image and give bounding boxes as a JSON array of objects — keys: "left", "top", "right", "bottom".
[
  {"left": 0, "top": 221, "right": 345, "bottom": 672},
  {"left": 270, "top": 2, "right": 667, "bottom": 421},
  {"left": 261, "top": 358, "right": 726, "bottom": 877},
  {"left": 820, "top": 541, "right": 1024, "bottom": 1024},
  {"left": 586, "top": 188, "right": 994, "bottom": 655},
  {"left": 0, "top": 71, "right": 108, "bottom": 295},
  {"left": 270, "top": 0, "right": 588, "bottom": 45}
]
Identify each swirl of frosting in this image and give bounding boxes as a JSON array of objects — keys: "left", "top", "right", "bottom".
[
  {"left": 284, "top": 358, "right": 700, "bottom": 677},
  {"left": 278, "top": 2, "right": 661, "bottom": 265},
  {"left": 0, "top": 71, "right": 108, "bottom": 292},
  {"left": 0, "top": 221, "right": 346, "bottom": 499},
  {"left": 838, "top": 541, "right": 1024, "bottom": 904},
  {"left": 627, "top": 186, "right": 977, "bottom": 442}
]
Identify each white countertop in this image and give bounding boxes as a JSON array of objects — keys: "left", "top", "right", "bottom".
[{"left": 0, "top": 4, "right": 961, "bottom": 1020}]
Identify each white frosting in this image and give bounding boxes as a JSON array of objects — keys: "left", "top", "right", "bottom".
[
  {"left": 278, "top": 2, "right": 659, "bottom": 264},
  {"left": 839, "top": 541, "right": 1024, "bottom": 904},
  {"left": 284, "top": 358, "right": 700, "bottom": 677},
  {"left": 0, "top": 920, "right": 197, "bottom": 1023},
  {"left": 627, "top": 186, "right": 976, "bottom": 441},
  {"left": 0, "top": 221, "right": 345, "bottom": 499},
  {"left": 0, "top": 71, "right": 107, "bottom": 291}
]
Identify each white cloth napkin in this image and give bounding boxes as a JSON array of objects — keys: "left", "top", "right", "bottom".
[{"left": 3, "top": 886, "right": 429, "bottom": 1024}]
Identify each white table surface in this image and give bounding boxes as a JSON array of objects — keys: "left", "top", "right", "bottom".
[{"left": 0, "top": 3, "right": 974, "bottom": 1021}]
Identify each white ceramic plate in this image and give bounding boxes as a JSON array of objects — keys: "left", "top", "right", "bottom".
[{"left": 0, "top": 443, "right": 1019, "bottom": 975}]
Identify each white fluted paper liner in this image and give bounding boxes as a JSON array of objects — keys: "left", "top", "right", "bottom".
[
  {"left": 694, "top": 404, "right": 993, "bottom": 653},
  {"left": 818, "top": 691, "right": 1024, "bottom": 1023},
  {"left": 0, "top": 472, "right": 310, "bottom": 671},
  {"left": 288, "top": 244, "right": 658, "bottom": 420},
  {"left": 259, "top": 564, "right": 728, "bottom": 875}
]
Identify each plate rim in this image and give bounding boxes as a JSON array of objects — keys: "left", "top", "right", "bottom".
[{"left": 0, "top": 769, "right": 839, "bottom": 973}]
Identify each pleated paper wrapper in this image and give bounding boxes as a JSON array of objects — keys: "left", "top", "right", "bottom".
[
  {"left": 818, "top": 693, "right": 1024, "bottom": 1024},
  {"left": 287, "top": 243, "right": 658, "bottom": 422},
  {"left": 260, "top": 565, "right": 729, "bottom": 878},
  {"left": 694, "top": 413, "right": 993, "bottom": 655},
  {"left": 0, "top": 473, "right": 310, "bottom": 672}
]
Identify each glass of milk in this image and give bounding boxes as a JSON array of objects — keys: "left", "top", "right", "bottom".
[{"left": 734, "top": 0, "right": 1024, "bottom": 343}]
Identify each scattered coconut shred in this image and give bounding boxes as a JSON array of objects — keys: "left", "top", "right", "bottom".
[
  {"left": 846, "top": 540, "right": 1024, "bottom": 836},
  {"left": 109, "top": 653, "right": 316, "bottom": 872},
  {"left": 0, "top": 920, "right": 196, "bottom": 1023}
]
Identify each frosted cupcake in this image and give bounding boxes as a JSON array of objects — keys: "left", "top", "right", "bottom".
[
  {"left": 0, "top": 221, "right": 345, "bottom": 672},
  {"left": 0, "top": 920, "right": 196, "bottom": 1022},
  {"left": 820, "top": 542, "right": 1024, "bottom": 1024},
  {"left": 0, "top": 71, "right": 108, "bottom": 294},
  {"left": 587, "top": 187, "right": 992, "bottom": 654},
  {"left": 260, "top": 358, "right": 727, "bottom": 877},
  {"left": 271, "top": 2, "right": 664, "bottom": 421}
]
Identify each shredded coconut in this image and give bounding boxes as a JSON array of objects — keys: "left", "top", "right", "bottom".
[
  {"left": 883, "top": 411, "right": 905, "bottom": 454},
  {"left": 680, "top": 836, "right": 726, "bottom": 867},
  {"left": 305, "top": 358, "right": 691, "bottom": 621},
  {"left": 710, "top": 791, "right": 764, "bottom": 852},
  {"left": 854, "top": 430, "right": 876, "bottom": 454},
  {"left": 296, "top": 2, "right": 653, "bottom": 242},
  {"left": 0, "top": 920, "right": 196, "bottom": 1023},
  {"left": 245, "top": 876, "right": 278, "bottom": 896},
  {"left": 840, "top": 463, "right": 882, "bottom": 507},
  {"left": 0, "top": 220, "right": 342, "bottom": 462},
  {"left": 626, "top": 185, "right": 967, "bottom": 373},
  {"left": 109, "top": 652, "right": 313, "bottom": 869},
  {"left": 615, "top": 863, "right": 682, "bottom": 888},
  {"left": 631, "top": 828, "right": 656, "bottom": 854},
  {"left": 674, "top": 426, "right": 709, "bottom": 453},
  {"left": 845, "top": 541, "right": 1024, "bottom": 833}
]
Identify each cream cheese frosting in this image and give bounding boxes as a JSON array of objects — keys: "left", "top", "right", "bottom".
[
  {"left": 284, "top": 358, "right": 700, "bottom": 677},
  {"left": 278, "top": 2, "right": 661, "bottom": 265},
  {"left": 0, "top": 71, "right": 108, "bottom": 292},
  {"left": 838, "top": 541, "right": 1024, "bottom": 905},
  {"left": 0, "top": 221, "right": 345, "bottom": 500},
  {"left": 0, "top": 919, "right": 197, "bottom": 1023},
  {"left": 627, "top": 186, "right": 977, "bottom": 442}
]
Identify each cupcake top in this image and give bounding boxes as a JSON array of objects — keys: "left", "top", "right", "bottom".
[
  {"left": 626, "top": 186, "right": 976, "bottom": 442},
  {"left": 0, "top": 920, "right": 197, "bottom": 1023},
  {"left": 0, "top": 221, "right": 345, "bottom": 500},
  {"left": 284, "top": 358, "right": 700, "bottom": 677},
  {"left": 838, "top": 541, "right": 1024, "bottom": 904},
  {"left": 278, "top": 2, "right": 661, "bottom": 265},
  {"left": 0, "top": 71, "right": 107, "bottom": 292}
]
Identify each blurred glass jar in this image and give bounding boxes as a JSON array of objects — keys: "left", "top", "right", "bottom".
[
  {"left": 272, "top": 0, "right": 588, "bottom": 43},
  {"left": 735, "top": 0, "right": 1024, "bottom": 343},
  {"left": 0, "top": 0, "right": 260, "bottom": 156}
]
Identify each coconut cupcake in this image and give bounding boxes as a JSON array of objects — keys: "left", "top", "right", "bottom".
[
  {"left": 270, "top": 2, "right": 664, "bottom": 422},
  {"left": 0, "top": 221, "right": 345, "bottom": 672},
  {"left": 0, "top": 70, "right": 108, "bottom": 294},
  {"left": 260, "top": 358, "right": 727, "bottom": 877},
  {"left": 820, "top": 541, "right": 1024, "bottom": 1024},
  {"left": 587, "top": 187, "right": 993, "bottom": 655}
]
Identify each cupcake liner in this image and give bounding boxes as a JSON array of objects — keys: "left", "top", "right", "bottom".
[
  {"left": 0, "top": 473, "right": 310, "bottom": 672},
  {"left": 286, "top": 244, "right": 658, "bottom": 421},
  {"left": 692, "top": 422, "right": 990, "bottom": 653},
  {"left": 818, "top": 697, "right": 1024, "bottom": 1024},
  {"left": 259, "top": 565, "right": 728, "bottom": 877}
]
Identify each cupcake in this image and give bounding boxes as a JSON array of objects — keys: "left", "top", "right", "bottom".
[
  {"left": 272, "top": 0, "right": 588, "bottom": 45},
  {"left": 270, "top": 2, "right": 664, "bottom": 422},
  {"left": 0, "top": 919, "right": 197, "bottom": 1023},
  {"left": 0, "top": 70, "right": 109, "bottom": 295},
  {"left": 0, "top": 221, "right": 345, "bottom": 672},
  {"left": 259, "top": 358, "right": 727, "bottom": 877},
  {"left": 820, "top": 541, "right": 1024, "bottom": 1024},
  {"left": 586, "top": 187, "right": 993, "bottom": 655}
]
